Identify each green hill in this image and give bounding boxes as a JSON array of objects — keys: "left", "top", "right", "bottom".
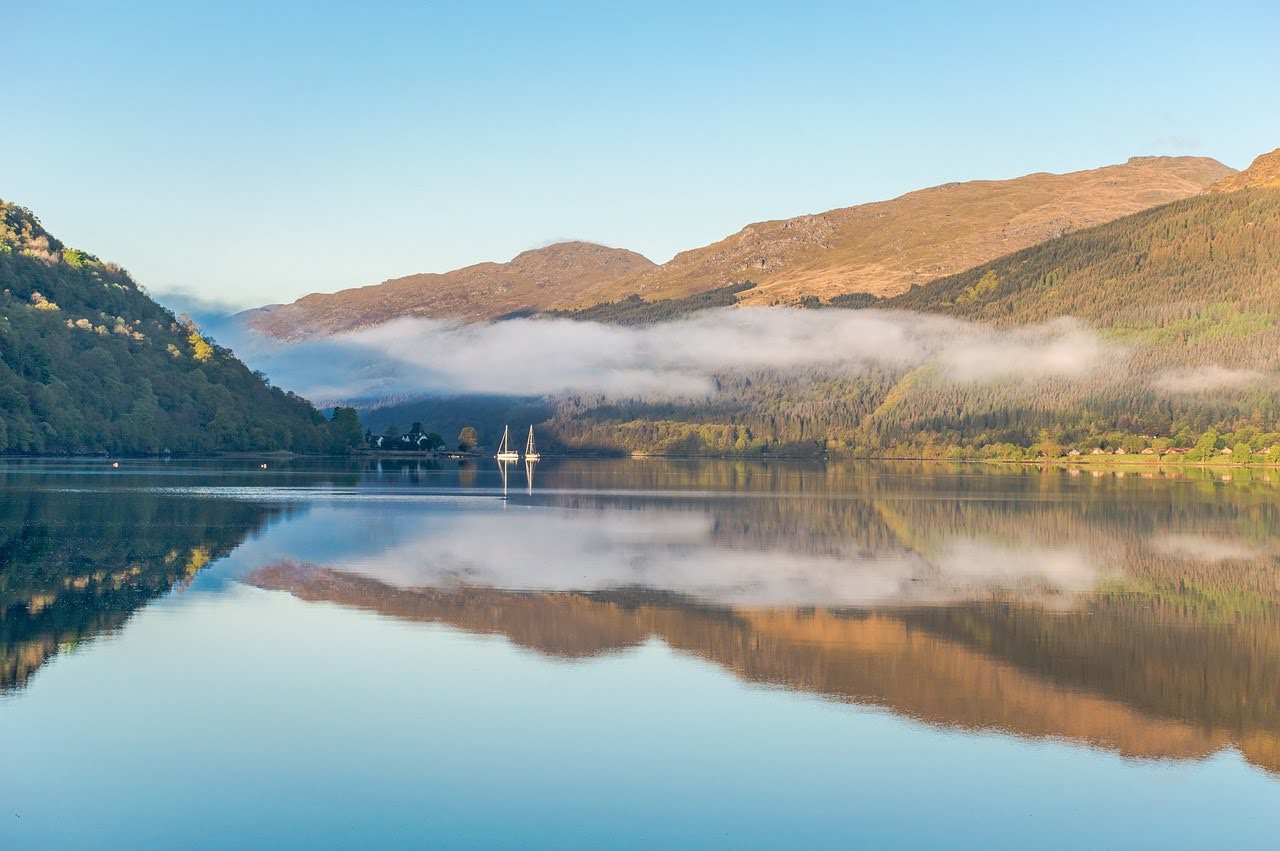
[{"left": 0, "top": 200, "right": 360, "bottom": 454}]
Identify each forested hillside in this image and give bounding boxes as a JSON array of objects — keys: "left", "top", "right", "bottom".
[
  {"left": 0, "top": 200, "right": 359, "bottom": 454},
  {"left": 392, "top": 184, "right": 1280, "bottom": 461},
  {"left": 888, "top": 186, "right": 1280, "bottom": 331}
]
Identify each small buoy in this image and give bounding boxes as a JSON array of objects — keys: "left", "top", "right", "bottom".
[
  {"left": 260, "top": 463, "right": 268, "bottom": 469},
  {"left": 111, "top": 462, "right": 119, "bottom": 469}
]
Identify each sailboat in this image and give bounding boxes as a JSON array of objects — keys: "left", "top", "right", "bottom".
[
  {"left": 524, "top": 425, "right": 541, "bottom": 462},
  {"left": 495, "top": 426, "right": 520, "bottom": 462}
]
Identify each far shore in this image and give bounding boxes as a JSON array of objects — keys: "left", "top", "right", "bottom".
[{"left": 3, "top": 450, "right": 1279, "bottom": 472}]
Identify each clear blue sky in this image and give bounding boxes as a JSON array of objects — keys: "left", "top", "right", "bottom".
[{"left": 4, "top": 0, "right": 1278, "bottom": 306}]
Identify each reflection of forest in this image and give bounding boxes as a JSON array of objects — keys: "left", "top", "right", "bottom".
[
  {"left": 0, "top": 483, "right": 283, "bottom": 693},
  {"left": 249, "top": 562, "right": 1280, "bottom": 776}
]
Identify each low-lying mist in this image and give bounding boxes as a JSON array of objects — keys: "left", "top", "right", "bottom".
[{"left": 222, "top": 308, "right": 1125, "bottom": 406}]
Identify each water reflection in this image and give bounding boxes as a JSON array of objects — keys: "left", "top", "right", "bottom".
[
  {"left": 235, "top": 460, "right": 1280, "bottom": 776},
  {"left": 4, "top": 458, "right": 1280, "bottom": 780},
  {"left": 247, "top": 565, "right": 1280, "bottom": 776},
  {"left": 0, "top": 479, "right": 284, "bottom": 693}
]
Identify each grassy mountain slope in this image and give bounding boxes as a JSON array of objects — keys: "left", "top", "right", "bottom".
[
  {"left": 579, "top": 156, "right": 1232, "bottom": 308},
  {"left": 245, "top": 156, "right": 1229, "bottom": 341},
  {"left": 244, "top": 241, "right": 655, "bottom": 341},
  {"left": 1206, "top": 147, "right": 1280, "bottom": 192},
  {"left": 0, "top": 200, "right": 345, "bottom": 454}
]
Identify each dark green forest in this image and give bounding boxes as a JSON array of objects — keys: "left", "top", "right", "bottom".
[{"left": 0, "top": 200, "right": 361, "bottom": 454}]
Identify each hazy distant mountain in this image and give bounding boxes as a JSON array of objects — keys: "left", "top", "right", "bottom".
[
  {"left": 1206, "top": 147, "right": 1280, "bottom": 193},
  {"left": 588, "top": 156, "right": 1233, "bottom": 308},
  {"left": 243, "top": 241, "right": 655, "bottom": 341}
]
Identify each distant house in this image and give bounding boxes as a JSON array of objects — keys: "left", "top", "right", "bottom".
[
  {"left": 1140, "top": 447, "right": 1155, "bottom": 455},
  {"left": 1091, "top": 448, "right": 1107, "bottom": 455},
  {"left": 1114, "top": 447, "right": 1126, "bottom": 455},
  {"left": 366, "top": 431, "right": 442, "bottom": 453},
  {"left": 1067, "top": 448, "right": 1081, "bottom": 456}
]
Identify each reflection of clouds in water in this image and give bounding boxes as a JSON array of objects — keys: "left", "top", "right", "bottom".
[
  {"left": 934, "top": 540, "right": 1103, "bottom": 596},
  {"left": 1149, "top": 533, "right": 1263, "bottom": 563},
  {"left": 313, "top": 507, "right": 1110, "bottom": 608}
]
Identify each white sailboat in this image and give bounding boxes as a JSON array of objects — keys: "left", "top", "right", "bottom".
[
  {"left": 524, "top": 425, "right": 541, "bottom": 462},
  {"left": 495, "top": 426, "right": 520, "bottom": 462}
]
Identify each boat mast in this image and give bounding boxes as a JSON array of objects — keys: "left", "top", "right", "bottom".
[
  {"left": 524, "top": 425, "right": 541, "bottom": 461},
  {"left": 496, "top": 425, "right": 520, "bottom": 461}
]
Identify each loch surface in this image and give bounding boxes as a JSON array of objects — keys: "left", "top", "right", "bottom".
[{"left": 1, "top": 458, "right": 1278, "bottom": 848}]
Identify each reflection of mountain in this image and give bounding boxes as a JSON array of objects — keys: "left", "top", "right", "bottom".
[
  {"left": 248, "top": 562, "right": 1280, "bottom": 776},
  {"left": 0, "top": 486, "right": 282, "bottom": 693}
]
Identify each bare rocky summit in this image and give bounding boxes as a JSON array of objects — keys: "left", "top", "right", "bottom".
[{"left": 1206, "top": 148, "right": 1280, "bottom": 193}]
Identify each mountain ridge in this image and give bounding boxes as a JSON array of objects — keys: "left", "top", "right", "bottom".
[
  {"left": 1207, "top": 147, "right": 1280, "bottom": 193},
  {"left": 244, "top": 155, "right": 1233, "bottom": 339},
  {"left": 243, "top": 241, "right": 655, "bottom": 341},
  {"left": 592, "top": 155, "right": 1233, "bottom": 308}
]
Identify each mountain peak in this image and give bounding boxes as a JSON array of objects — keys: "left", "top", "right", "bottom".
[
  {"left": 1, "top": 200, "right": 64, "bottom": 256},
  {"left": 244, "top": 241, "right": 655, "bottom": 340},
  {"left": 1207, "top": 148, "right": 1280, "bottom": 193},
  {"left": 508, "top": 241, "right": 654, "bottom": 272}
]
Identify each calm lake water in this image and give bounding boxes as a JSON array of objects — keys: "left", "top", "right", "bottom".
[{"left": 2, "top": 458, "right": 1279, "bottom": 848}]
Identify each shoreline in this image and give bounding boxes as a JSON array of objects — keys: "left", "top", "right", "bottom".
[{"left": 2, "top": 450, "right": 1278, "bottom": 471}]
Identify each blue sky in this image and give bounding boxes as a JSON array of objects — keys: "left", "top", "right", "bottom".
[{"left": 3, "top": 0, "right": 1278, "bottom": 306}]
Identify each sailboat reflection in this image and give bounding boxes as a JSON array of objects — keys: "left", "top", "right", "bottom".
[
  {"left": 497, "top": 459, "right": 510, "bottom": 499},
  {"left": 496, "top": 456, "right": 537, "bottom": 498}
]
